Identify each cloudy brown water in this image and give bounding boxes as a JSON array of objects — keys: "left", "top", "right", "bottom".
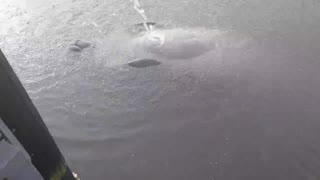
[{"left": 1, "top": 0, "right": 320, "bottom": 179}]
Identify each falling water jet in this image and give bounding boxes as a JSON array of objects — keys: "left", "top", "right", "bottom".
[
  {"left": 131, "top": 0, "right": 151, "bottom": 31},
  {"left": 128, "top": 0, "right": 162, "bottom": 68}
]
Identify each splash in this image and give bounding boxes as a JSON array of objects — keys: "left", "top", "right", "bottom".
[
  {"left": 130, "top": 0, "right": 150, "bottom": 31},
  {"left": 144, "top": 30, "right": 165, "bottom": 47}
]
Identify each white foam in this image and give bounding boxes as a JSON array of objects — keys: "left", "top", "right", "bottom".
[
  {"left": 144, "top": 31, "right": 166, "bottom": 47},
  {"left": 133, "top": 28, "right": 224, "bottom": 59}
]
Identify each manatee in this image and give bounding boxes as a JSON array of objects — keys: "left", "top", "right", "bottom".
[
  {"left": 75, "top": 40, "right": 90, "bottom": 49},
  {"left": 128, "top": 59, "right": 161, "bottom": 68},
  {"left": 69, "top": 45, "right": 82, "bottom": 51},
  {"left": 69, "top": 40, "right": 90, "bottom": 51}
]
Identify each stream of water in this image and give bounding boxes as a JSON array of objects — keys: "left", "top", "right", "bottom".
[{"left": 131, "top": 0, "right": 150, "bottom": 31}]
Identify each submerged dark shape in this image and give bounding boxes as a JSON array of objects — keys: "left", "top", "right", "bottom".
[
  {"left": 69, "top": 40, "right": 90, "bottom": 51},
  {"left": 75, "top": 40, "right": 90, "bottom": 49},
  {"left": 134, "top": 22, "right": 157, "bottom": 28},
  {"left": 128, "top": 59, "right": 161, "bottom": 68},
  {"left": 130, "top": 22, "right": 158, "bottom": 34},
  {"left": 69, "top": 45, "right": 82, "bottom": 51}
]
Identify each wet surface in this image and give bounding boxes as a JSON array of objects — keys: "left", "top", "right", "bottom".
[{"left": 1, "top": 0, "right": 320, "bottom": 179}]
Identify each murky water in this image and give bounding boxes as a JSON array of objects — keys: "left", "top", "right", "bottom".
[{"left": 1, "top": 0, "right": 320, "bottom": 179}]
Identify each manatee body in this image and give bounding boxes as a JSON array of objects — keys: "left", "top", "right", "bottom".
[
  {"left": 69, "top": 40, "right": 91, "bottom": 52},
  {"left": 128, "top": 59, "right": 161, "bottom": 68}
]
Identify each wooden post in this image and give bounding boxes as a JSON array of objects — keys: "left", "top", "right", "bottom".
[{"left": 0, "top": 50, "right": 76, "bottom": 180}]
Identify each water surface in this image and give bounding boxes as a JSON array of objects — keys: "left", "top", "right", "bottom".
[{"left": 1, "top": 0, "right": 320, "bottom": 179}]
